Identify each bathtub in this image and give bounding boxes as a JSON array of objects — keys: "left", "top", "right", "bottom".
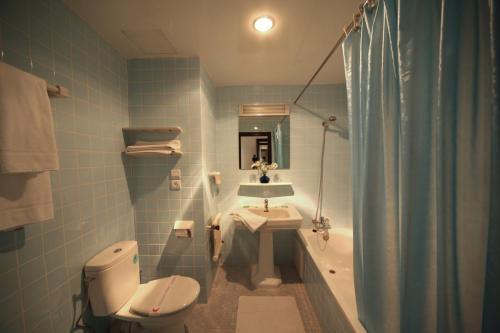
[{"left": 296, "top": 228, "right": 366, "bottom": 333}]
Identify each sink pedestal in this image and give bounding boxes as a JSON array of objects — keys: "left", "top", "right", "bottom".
[
  {"left": 251, "top": 229, "right": 282, "bottom": 288},
  {"left": 233, "top": 203, "right": 303, "bottom": 288}
]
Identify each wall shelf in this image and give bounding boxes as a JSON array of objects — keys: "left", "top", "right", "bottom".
[
  {"left": 122, "top": 126, "right": 183, "bottom": 134},
  {"left": 239, "top": 182, "right": 293, "bottom": 186},
  {"left": 123, "top": 151, "right": 183, "bottom": 157},
  {"left": 238, "top": 182, "right": 294, "bottom": 197}
]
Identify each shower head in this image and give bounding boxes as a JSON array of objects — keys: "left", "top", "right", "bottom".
[{"left": 322, "top": 115, "right": 337, "bottom": 128}]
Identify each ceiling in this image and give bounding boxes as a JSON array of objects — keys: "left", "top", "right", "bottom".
[{"left": 65, "top": 0, "right": 359, "bottom": 86}]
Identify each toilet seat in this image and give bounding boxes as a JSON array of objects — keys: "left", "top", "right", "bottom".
[{"left": 114, "top": 276, "right": 200, "bottom": 321}]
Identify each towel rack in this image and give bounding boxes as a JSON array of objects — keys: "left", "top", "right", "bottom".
[
  {"left": 47, "top": 83, "right": 69, "bottom": 98},
  {"left": 0, "top": 58, "right": 69, "bottom": 98}
]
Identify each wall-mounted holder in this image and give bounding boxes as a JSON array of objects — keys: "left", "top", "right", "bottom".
[
  {"left": 209, "top": 171, "right": 222, "bottom": 185},
  {"left": 174, "top": 220, "right": 193, "bottom": 238}
]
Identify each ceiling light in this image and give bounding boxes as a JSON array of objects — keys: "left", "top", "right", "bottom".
[
  {"left": 253, "top": 16, "right": 274, "bottom": 32},
  {"left": 254, "top": 126, "right": 259, "bottom": 130}
]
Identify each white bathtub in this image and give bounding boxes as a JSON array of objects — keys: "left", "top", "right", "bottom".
[{"left": 297, "top": 228, "right": 366, "bottom": 333}]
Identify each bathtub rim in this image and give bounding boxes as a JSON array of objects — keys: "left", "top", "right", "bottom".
[{"left": 297, "top": 227, "right": 366, "bottom": 333}]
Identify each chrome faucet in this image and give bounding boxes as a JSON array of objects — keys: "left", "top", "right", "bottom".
[
  {"left": 312, "top": 216, "right": 331, "bottom": 240},
  {"left": 312, "top": 216, "right": 330, "bottom": 231},
  {"left": 264, "top": 199, "right": 269, "bottom": 212}
]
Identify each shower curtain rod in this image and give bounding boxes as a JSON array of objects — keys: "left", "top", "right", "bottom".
[{"left": 293, "top": 0, "right": 377, "bottom": 105}]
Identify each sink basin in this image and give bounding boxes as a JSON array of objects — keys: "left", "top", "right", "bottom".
[{"left": 244, "top": 205, "right": 303, "bottom": 230}]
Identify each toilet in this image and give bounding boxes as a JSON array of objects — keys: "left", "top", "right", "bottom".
[{"left": 84, "top": 240, "right": 200, "bottom": 333}]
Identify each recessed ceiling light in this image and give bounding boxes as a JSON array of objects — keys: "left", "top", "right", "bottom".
[
  {"left": 253, "top": 16, "right": 274, "bottom": 33},
  {"left": 254, "top": 126, "right": 259, "bottom": 130}
]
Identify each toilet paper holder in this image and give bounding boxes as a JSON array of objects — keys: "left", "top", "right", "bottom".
[
  {"left": 174, "top": 220, "right": 194, "bottom": 238},
  {"left": 208, "top": 171, "right": 222, "bottom": 185}
]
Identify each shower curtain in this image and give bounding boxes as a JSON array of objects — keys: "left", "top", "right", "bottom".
[{"left": 343, "top": 1, "right": 499, "bottom": 332}]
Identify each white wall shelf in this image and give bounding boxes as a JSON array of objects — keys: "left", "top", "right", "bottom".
[
  {"left": 238, "top": 182, "right": 294, "bottom": 197},
  {"left": 123, "top": 151, "right": 183, "bottom": 157},
  {"left": 122, "top": 126, "right": 183, "bottom": 134}
]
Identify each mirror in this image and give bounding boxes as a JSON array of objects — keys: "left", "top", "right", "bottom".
[{"left": 238, "top": 115, "right": 290, "bottom": 169}]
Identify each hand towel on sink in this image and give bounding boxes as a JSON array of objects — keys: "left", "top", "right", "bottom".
[{"left": 230, "top": 208, "right": 267, "bottom": 233}]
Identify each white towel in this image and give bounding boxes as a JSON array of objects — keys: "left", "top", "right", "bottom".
[
  {"left": 0, "top": 172, "right": 54, "bottom": 231},
  {"left": 0, "top": 62, "right": 58, "bottom": 230},
  {"left": 124, "top": 150, "right": 176, "bottom": 157},
  {"left": 220, "top": 213, "right": 236, "bottom": 263},
  {"left": 0, "top": 62, "right": 59, "bottom": 173},
  {"left": 230, "top": 208, "right": 267, "bottom": 233},
  {"left": 127, "top": 140, "right": 181, "bottom": 152}
]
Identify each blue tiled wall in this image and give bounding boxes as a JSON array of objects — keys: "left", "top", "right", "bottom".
[
  {"left": 126, "top": 57, "right": 216, "bottom": 302},
  {"left": 0, "top": 1, "right": 134, "bottom": 332},
  {"left": 215, "top": 85, "right": 351, "bottom": 265}
]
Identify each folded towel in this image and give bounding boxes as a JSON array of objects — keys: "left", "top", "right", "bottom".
[
  {"left": 0, "top": 172, "right": 54, "bottom": 231},
  {"left": 132, "top": 140, "right": 181, "bottom": 151},
  {"left": 124, "top": 150, "right": 176, "bottom": 157},
  {"left": 0, "top": 62, "right": 59, "bottom": 173},
  {"left": 230, "top": 208, "right": 267, "bottom": 233}
]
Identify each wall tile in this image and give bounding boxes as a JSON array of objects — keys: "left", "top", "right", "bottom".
[
  {"left": 0, "top": 1, "right": 134, "bottom": 332},
  {"left": 127, "top": 58, "right": 217, "bottom": 302}
]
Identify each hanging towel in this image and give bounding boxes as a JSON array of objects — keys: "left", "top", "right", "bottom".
[
  {"left": 0, "top": 62, "right": 58, "bottom": 230},
  {"left": 0, "top": 172, "right": 54, "bottom": 231},
  {"left": 0, "top": 62, "right": 59, "bottom": 173},
  {"left": 220, "top": 213, "right": 236, "bottom": 263},
  {"left": 230, "top": 208, "right": 267, "bottom": 233}
]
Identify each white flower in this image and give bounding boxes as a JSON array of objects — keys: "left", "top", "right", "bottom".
[{"left": 251, "top": 161, "right": 261, "bottom": 169}]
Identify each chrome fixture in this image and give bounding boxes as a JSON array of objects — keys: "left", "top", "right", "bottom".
[
  {"left": 312, "top": 216, "right": 331, "bottom": 231},
  {"left": 322, "top": 115, "right": 337, "bottom": 128},
  {"left": 312, "top": 216, "right": 330, "bottom": 241},
  {"left": 293, "top": 0, "right": 378, "bottom": 107},
  {"left": 311, "top": 115, "right": 335, "bottom": 236}
]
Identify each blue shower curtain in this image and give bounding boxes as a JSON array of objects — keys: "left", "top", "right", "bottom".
[{"left": 343, "top": 1, "right": 499, "bottom": 332}]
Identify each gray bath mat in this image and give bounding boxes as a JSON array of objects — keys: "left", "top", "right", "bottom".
[{"left": 236, "top": 296, "right": 306, "bottom": 333}]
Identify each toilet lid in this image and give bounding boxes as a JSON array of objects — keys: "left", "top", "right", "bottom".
[{"left": 130, "top": 276, "right": 200, "bottom": 317}]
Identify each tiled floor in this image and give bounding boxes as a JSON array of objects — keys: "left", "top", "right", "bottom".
[{"left": 185, "top": 265, "right": 323, "bottom": 333}]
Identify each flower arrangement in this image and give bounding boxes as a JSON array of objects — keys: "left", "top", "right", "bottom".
[{"left": 251, "top": 161, "right": 278, "bottom": 183}]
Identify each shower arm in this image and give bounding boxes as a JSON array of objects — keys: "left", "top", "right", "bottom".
[{"left": 293, "top": 0, "right": 377, "bottom": 107}]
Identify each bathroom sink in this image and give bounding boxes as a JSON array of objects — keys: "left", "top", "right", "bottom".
[
  {"left": 246, "top": 205, "right": 303, "bottom": 230},
  {"left": 235, "top": 204, "right": 303, "bottom": 288}
]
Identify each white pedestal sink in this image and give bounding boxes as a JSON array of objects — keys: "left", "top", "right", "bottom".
[{"left": 239, "top": 204, "right": 303, "bottom": 288}]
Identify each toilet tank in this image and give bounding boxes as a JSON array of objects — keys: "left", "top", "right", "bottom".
[{"left": 84, "top": 240, "right": 140, "bottom": 316}]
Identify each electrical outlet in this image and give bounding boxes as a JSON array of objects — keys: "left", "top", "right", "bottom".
[
  {"left": 170, "top": 179, "right": 181, "bottom": 190},
  {"left": 170, "top": 169, "right": 181, "bottom": 179}
]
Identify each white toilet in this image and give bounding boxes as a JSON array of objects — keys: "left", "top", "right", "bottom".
[{"left": 84, "top": 240, "right": 200, "bottom": 333}]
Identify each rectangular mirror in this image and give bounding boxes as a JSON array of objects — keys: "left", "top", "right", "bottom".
[{"left": 238, "top": 107, "right": 290, "bottom": 169}]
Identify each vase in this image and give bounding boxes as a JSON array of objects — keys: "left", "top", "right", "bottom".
[{"left": 259, "top": 174, "right": 270, "bottom": 183}]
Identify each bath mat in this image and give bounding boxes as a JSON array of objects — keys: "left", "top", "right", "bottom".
[{"left": 236, "top": 296, "right": 306, "bottom": 333}]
